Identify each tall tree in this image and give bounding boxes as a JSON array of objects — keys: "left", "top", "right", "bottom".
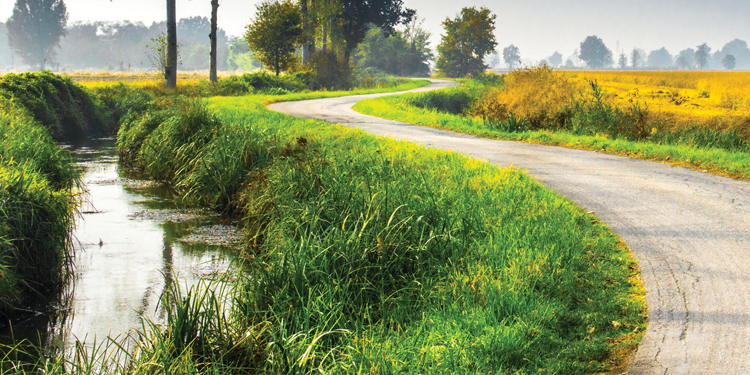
[
  {"left": 647, "top": 47, "right": 672, "bottom": 69},
  {"left": 6, "top": 0, "right": 68, "bottom": 70},
  {"left": 244, "top": 0, "right": 303, "bottom": 76},
  {"left": 578, "top": 35, "right": 613, "bottom": 69},
  {"left": 503, "top": 44, "right": 520, "bottom": 69},
  {"left": 630, "top": 48, "right": 641, "bottom": 69},
  {"left": 339, "top": 0, "right": 414, "bottom": 62},
  {"left": 722, "top": 54, "right": 736, "bottom": 70},
  {"left": 166, "top": 0, "right": 177, "bottom": 87},
  {"left": 617, "top": 52, "right": 627, "bottom": 69},
  {"left": 548, "top": 51, "right": 562, "bottom": 67},
  {"left": 435, "top": 6, "right": 497, "bottom": 77},
  {"left": 209, "top": 0, "right": 219, "bottom": 82},
  {"left": 695, "top": 43, "right": 711, "bottom": 70}
]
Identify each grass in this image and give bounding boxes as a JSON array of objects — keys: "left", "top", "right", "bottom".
[
  {"left": 45, "top": 89, "right": 644, "bottom": 374},
  {"left": 354, "top": 71, "right": 750, "bottom": 180},
  {"left": 0, "top": 73, "right": 83, "bottom": 322},
  {"left": 1, "top": 73, "right": 644, "bottom": 374}
]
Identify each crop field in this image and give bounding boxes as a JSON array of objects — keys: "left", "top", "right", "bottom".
[
  {"left": 355, "top": 69, "right": 750, "bottom": 179},
  {"left": 560, "top": 71, "right": 750, "bottom": 134}
]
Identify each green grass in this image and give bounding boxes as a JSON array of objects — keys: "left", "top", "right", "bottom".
[
  {"left": 354, "top": 86, "right": 750, "bottom": 180},
  {"left": 54, "top": 91, "right": 646, "bottom": 374},
  {"left": 0, "top": 73, "right": 83, "bottom": 321}
]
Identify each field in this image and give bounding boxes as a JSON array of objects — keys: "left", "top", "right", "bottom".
[
  {"left": 355, "top": 69, "right": 750, "bottom": 179},
  {"left": 0, "top": 73, "right": 646, "bottom": 374},
  {"left": 561, "top": 71, "right": 750, "bottom": 136}
]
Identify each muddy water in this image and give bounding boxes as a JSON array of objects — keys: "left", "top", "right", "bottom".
[{"left": 1, "top": 138, "right": 239, "bottom": 351}]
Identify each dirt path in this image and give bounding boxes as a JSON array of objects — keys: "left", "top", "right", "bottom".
[{"left": 269, "top": 80, "right": 750, "bottom": 374}]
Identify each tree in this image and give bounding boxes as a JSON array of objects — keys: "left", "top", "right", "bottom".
[
  {"left": 6, "top": 0, "right": 68, "bottom": 70},
  {"left": 618, "top": 52, "right": 627, "bottom": 69},
  {"left": 676, "top": 48, "right": 695, "bottom": 70},
  {"left": 578, "top": 35, "right": 613, "bottom": 69},
  {"left": 435, "top": 6, "right": 497, "bottom": 77},
  {"left": 548, "top": 51, "right": 562, "bottom": 67},
  {"left": 244, "top": 0, "right": 303, "bottom": 76},
  {"left": 503, "top": 44, "right": 520, "bottom": 69},
  {"left": 722, "top": 54, "right": 736, "bottom": 70},
  {"left": 339, "top": 0, "right": 414, "bottom": 62},
  {"left": 630, "top": 48, "right": 641, "bottom": 69},
  {"left": 209, "top": 0, "right": 219, "bottom": 82},
  {"left": 715, "top": 39, "right": 750, "bottom": 70},
  {"left": 695, "top": 43, "right": 711, "bottom": 70},
  {"left": 166, "top": 0, "right": 177, "bottom": 87},
  {"left": 353, "top": 25, "right": 431, "bottom": 76},
  {"left": 647, "top": 47, "right": 672, "bottom": 69}
]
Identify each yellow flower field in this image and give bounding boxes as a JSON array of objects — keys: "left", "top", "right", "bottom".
[{"left": 560, "top": 71, "right": 750, "bottom": 134}]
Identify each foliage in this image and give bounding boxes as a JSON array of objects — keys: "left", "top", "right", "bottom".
[
  {"left": 647, "top": 47, "right": 673, "bottom": 68},
  {"left": 503, "top": 44, "right": 520, "bottom": 69},
  {"left": 227, "top": 37, "right": 260, "bottom": 71},
  {"left": 146, "top": 32, "right": 174, "bottom": 82},
  {"left": 695, "top": 43, "right": 711, "bottom": 70},
  {"left": 473, "top": 65, "right": 582, "bottom": 129},
  {"left": 338, "top": 0, "right": 415, "bottom": 61},
  {"left": 0, "top": 71, "right": 116, "bottom": 140},
  {"left": 352, "top": 26, "right": 432, "bottom": 77},
  {"left": 0, "top": 74, "right": 82, "bottom": 322},
  {"left": 548, "top": 51, "right": 563, "bottom": 67},
  {"left": 722, "top": 54, "right": 736, "bottom": 70},
  {"left": 6, "top": 0, "right": 68, "bottom": 70},
  {"left": 676, "top": 48, "right": 695, "bottom": 70},
  {"left": 579, "top": 35, "right": 613, "bottom": 69},
  {"left": 244, "top": 0, "right": 304, "bottom": 76},
  {"left": 436, "top": 6, "right": 497, "bottom": 77},
  {"left": 309, "top": 49, "right": 352, "bottom": 90},
  {"left": 97, "top": 89, "right": 646, "bottom": 374}
]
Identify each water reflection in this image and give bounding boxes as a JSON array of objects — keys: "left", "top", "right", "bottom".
[{"left": 1, "top": 138, "right": 235, "bottom": 354}]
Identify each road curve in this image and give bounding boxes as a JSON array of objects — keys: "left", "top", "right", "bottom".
[{"left": 269, "top": 80, "right": 750, "bottom": 374}]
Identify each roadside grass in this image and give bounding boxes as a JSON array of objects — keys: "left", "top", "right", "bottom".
[
  {"left": 354, "top": 78, "right": 750, "bottom": 180},
  {"left": 1, "top": 75, "right": 644, "bottom": 374},
  {"left": 74, "top": 92, "right": 645, "bottom": 374}
]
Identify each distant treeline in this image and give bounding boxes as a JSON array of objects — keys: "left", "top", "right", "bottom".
[{"left": 0, "top": 17, "right": 258, "bottom": 72}]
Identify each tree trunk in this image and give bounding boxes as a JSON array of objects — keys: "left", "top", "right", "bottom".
[
  {"left": 322, "top": 23, "right": 327, "bottom": 53},
  {"left": 301, "top": 0, "right": 308, "bottom": 65},
  {"left": 166, "top": 0, "right": 177, "bottom": 88},
  {"left": 209, "top": 0, "right": 219, "bottom": 82}
]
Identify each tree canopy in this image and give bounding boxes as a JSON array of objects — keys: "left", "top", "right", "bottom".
[
  {"left": 6, "top": 0, "right": 68, "bottom": 70},
  {"left": 244, "top": 0, "right": 303, "bottom": 76},
  {"left": 695, "top": 43, "right": 711, "bottom": 70},
  {"left": 578, "top": 35, "right": 612, "bottom": 69},
  {"left": 647, "top": 48, "right": 672, "bottom": 68},
  {"left": 548, "top": 51, "right": 562, "bottom": 67},
  {"left": 436, "top": 6, "right": 497, "bottom": 77},
  {"left": 339, "top": 0, "right": 414, "bottom": 61},
  {"left": 722, "top": 54, "right": 736, "bottom": 70},
  {"left": 503, "top": 44, "right": 520, "bottom": 69},
  {"left": 353, "top": 25, "right": 432, "bottom": 77}
]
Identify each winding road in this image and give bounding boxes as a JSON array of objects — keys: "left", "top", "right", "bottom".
[{"left": 269, "top": 80, "right": 750, "bottom": 374}]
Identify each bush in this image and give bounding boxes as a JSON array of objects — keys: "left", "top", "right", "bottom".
[
  {"left": 0, "top": 71, "right": 117, "bottom": 140},
  {"left": 309, "top": 50, "right": 352, "bottom": 90}
]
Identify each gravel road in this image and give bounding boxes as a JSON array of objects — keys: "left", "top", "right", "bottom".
[{"left": 269, "top": 80, "right": 750, "bottom": 374}]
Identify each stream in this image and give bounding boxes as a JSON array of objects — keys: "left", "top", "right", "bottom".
[{"left": 1, "top": 138, "right": 239, "bottom": 353}]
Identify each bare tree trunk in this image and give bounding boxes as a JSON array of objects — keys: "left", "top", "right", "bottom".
[
  {"left": 301, "top": 0, "right": 308, "bottom": 65},
  {"left": 166, "top": 0, "right": 177, "bottom": 88},
  {"left": 209, "top": 0, "right": 219, "bottom": 82}
]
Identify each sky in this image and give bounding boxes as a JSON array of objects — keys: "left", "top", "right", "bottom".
[{"left": 2, "top": 0, "right": 749, "bottom": 64}]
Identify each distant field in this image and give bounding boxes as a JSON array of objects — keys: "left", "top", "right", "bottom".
[{"left": 560, "top": 71, "right": 750, "bottom": 134}]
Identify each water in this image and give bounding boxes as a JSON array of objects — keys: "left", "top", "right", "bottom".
[{"left": 1, "top": 138, "right": 238, "bottom": 352}]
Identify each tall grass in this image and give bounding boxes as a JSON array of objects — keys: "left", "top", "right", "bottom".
[
  {"left": 0, "top": 110, "right": 78, "bottom": 321},
  {"left": 89, "top": 92, "right": 646, "bottom": 373},
  {"left": 355, "top": 69, "right": 750, "bottom": 179}
]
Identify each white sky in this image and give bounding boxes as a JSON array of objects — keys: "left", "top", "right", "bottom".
[{"left": 2, "top": 0, "right": 749, "bottom": 63}]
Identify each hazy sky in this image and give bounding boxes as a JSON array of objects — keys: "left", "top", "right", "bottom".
[{"left": 2, "top": 0, "right": 749, "bottom": 64}]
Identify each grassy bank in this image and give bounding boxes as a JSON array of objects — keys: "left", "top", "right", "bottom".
[
  {"left": 354, "top": 68, "right": 750, "bottom": 179},
  {"left": 0, "top": 72, "right": 103, "bottom": 322},
  {"left": 20, "top": 88, "right": 647, "bottom": 374}
]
